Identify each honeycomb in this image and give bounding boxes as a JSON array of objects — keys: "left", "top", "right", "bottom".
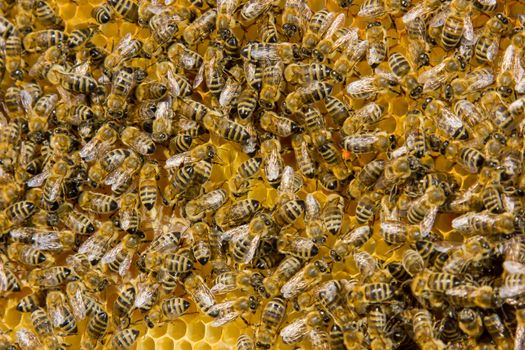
[{"left": 1, "top": 0, "right": 525, "bottom": 349}]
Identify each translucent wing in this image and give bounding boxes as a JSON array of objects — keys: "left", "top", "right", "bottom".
[
  {"left": 165, "top": 151, "right": 196, "bottom": 168},
  {"left": 317, "top": 12, "right": 337, "bottom": 37},
  {"left": 420, "top": 206, "right": 438, "bottom": 236},
  {"left": 500, "top": 44, "right": 515, "bottom": 74},
  {"left": 346, "top": 76, "right": 376, "bottom": 97},
  {"left": 402, "top": 3, "right": 431, "bottom": 24},
  {"left": 485, "top": 41, "right": 499, "bottom": 62},
  {"left": 332, "top": 28, "right": 359, "bottom": 51},
  {"left": 68, "top": 287, "right": 87, "bottom": 320},
  {"left": 119, "top": 252, "right": 132, "bottom": 277},
  {"left": 463, "top": 16, "right": 474, "bottom": 42},
  {"left": 279, "top": 166, "right": 295, "bottom": 196},
  {"left": 101, "top": 241, "right": 123, "bottom": 264},
  {"left": 503, "top": 261, "right": 525, "bottom": 274},
  {"left": 0, "top": 262, "right": 8, "bottom": 292},
  {"left": 27, "top": 170, "right": 50, "bottom": 188},
  {"left": 265, "top": 149, "right": 282, "bottom": 182},
  {"left": 168, "top": 69, "right": 181, "bottom": 96},
  {"left": 280, "top": 317, "right": 307, "bottom": 344},
  {"left": 358, "top": 0, "right": 384, "bottom": 17},
  {"left": 219, "top": 77, "right": 241, "bottom": 108},
  {"left": 324, "top": 13, "right": 345, "bottom": 38},
  {"left": 210, "top": 301, "right": 238, "bottom": 327},
  {"left": 32, "top": 232, "right": 62, "bottom": 251},
  {"left": 305, "top": 193, "right": 321, "bottom": 221},
  {"left": 219, "top": 224, "right": 249, "bottom": 242},
  {"left": 210, "top": 280, "right": 236, "bottom": 295},
  {"left": 115, "top": 33, "right": 133, "bottom": 55},
  {"left": 73, "top": 60, "right": 90, "bottom": 75},
  {"left": 281, "top": 269, "right": 307, "bottom": 299},
  {"left": 119, "top": 208, "right": 135, "bottom": 232},
  {"left": 20, "top": 89, "right": 33, "bottom": 114},
  {"left": 429, "top": 7, "right": 449, "bottom": 28},
  {"left": 134, "top": 283, "right": 158, "bottom": 309}
]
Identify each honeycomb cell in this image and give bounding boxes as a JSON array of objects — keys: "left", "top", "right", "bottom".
[
  {"left": 4, "top": 307, "right": 21, "bottom": 328},
  {"left": 186, "top": 320, "right": 206, "bottom": 342},
  {"left": 148, "top": 323, "right": 168, "bottom": 339},
  {"left": 167, "top": 319, "right": 187, "bottom": 340},
  {"left": 138, "top": 336, "right": 155, "bottom": 350},
  {"left": 178, "top": 340, "right": 193, "bottom": 350},
  {"left": 156, "top": 336, "right": 174, "bottom": 350},
  {"left": 221, "top": 322, "right": 241, "bottom": 345},
  {"left": 204, "top": 322, "right": 222, "bottom": 343},
  {"left": 194, "top": 342, "right": 211, "bottom": 350}
]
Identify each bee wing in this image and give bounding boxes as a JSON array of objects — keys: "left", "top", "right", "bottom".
[
  {"left": 470, "top": 70, "right": 494, "bottom": 91},
  {"left": 358, "top": 0, "right": 384, "bottom": 17},
  {"left": 210, "top": 301, "right": 238, "bottom": 327},
  {"left": 69, "top": 288, "right": 87, "bottom": 320},
  {"left": 265, "top": 149, "right": 283, "bottom": 182},
  {"left": 280, "top": 317, "right": 307, "bottom": 344},
  {"left": 281, "top": 269, "right": 307, "bottom": 299},
  {"left": 499, "top": 283, "right": 525, "bottom": 299},
  {"left": 324, "top": 13, "right": 345, "bottom": 39},
  {"left": 503, "top": 261, "right": 525, "bottom": 274},
  {"left": 428, "top": 7, "right": 449, "bottom": 28},
  {"left": 402, "top": 3, "right": 430, "bottom": 24},
  {"left": 73, "top": 60, "right": 90, "bottom": 75},
  {"left": 79, "top": 138, "right": 100, "bottom": 161},
  {"left": 485, "top": 41, "right": 499, "bottom": 62},
  {"left": 210, "top": 280, "right": 236, "bottom": 295},
  {"left": 345, "top": 76, "right": 376, "bottom": 97},
  {"left": 217, "top": 0, "right": 237, "bottom": 14},
  {"left": 305, "top": 193, "right": 321, "bottom": 220},
  {"left": 367, "top": 44, "right": 385, "bottom": 67},
  {"left": 101, "top": 242, "right": 124, "bottom": 264},
  {"left": 420, "top": 206, "right": 438, "bottom": 236},
  {"left": 32, "top": 232, "right": 62, "bottom": 251},
  {"left": 332, "top": 28, "right": 359, "bottom": 51},
  {"left": 316, "top": 12, "right": 337, "bottom": 37},
  {"left": 514, "top": 54, "right": 525, "bottom": 84},
  {"left": 219, "top": 224, "right": 249, "bottom": 242},
  {"left": 115, "top": 32, "right": 133, "bottom": 55},
  {"left": 118, "top": 252, "right": 133, "bottom": 277},
  {"left": 27, "top": 169, "right": 50, "bottom": 188},
  {"left": 0, "top": 263, "right": 8, "bottom": 292},
  {"left": 165, "top": 152, "right": 194, "bottom": 169},
  {"left": 19, "top": 89, "right": 33, "bottom": 114},
  {"left": 220, "top": 77, "right": 241, "bottom": 108},
  {"left": 439, "top": 106, "right": 464, "bottom": 129},
  {"left": 134, "top": 284, "right": 157, "bottom": 309},
  {"left": 16, "top": 329, "right": 41, "bottom": 348},
  {"left": 167, "top": 69, "right": 182, "bottom": 97},
  {"left": 279, "top": 166, "right": 295, "bottom": 196},
  {"left": 50, "top": 305, "right": 67, "bottom": 329},
  {"left": 463, "top": 16, "right": 474, "bottom": 42},
  {"left": 501, "top": 44, "right": 515, "bottom": 74},
  {"left": 418, "top": 61, "right": 446, "bottom": 84}
]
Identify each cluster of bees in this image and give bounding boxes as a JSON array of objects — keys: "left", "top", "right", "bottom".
[{"left": 0, "top": 0, "right": 525, "bottom": 348}]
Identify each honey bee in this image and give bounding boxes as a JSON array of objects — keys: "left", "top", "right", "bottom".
[
  {"left": 78, "top": 191, "right": 118, "bottom": 214},
  {"left": 108, "top": 0, "right": 138, "bottom": 23},
  {"left": 302, "top": 10, "right": 339, "bottom": 53},
  {"left": 343, "top": 102, "right": 385, "bottom": 132},
  {"left": 282, "top": 0, "right": 310, "bottom": 38},
  {"left": 346, "top": 71, "right": 400, "bottom": 100},
  {"left": 259, "top": 62, "right": 284, "bottom": 110},
  {"left": 284, "top": 81, "right": 332, "bottom": 113},
  {"left": 145, "top": 12, "right": 178, "bottom": 55},
  {"left": 120, "top": 126, "right": 156, "bottom": 155},
  {"left": 110, "top": 328, "right": 140, "bottom": 350},
  {"left": 483, "top": 313, "right": 513, "bottom": 350},
  {"left": 342, "top": 131, "right": 394, "bottom": 154},
  {"left": 7, "top": 242, "right": 53, "bottom": 267},
  {"left": 241, "top": 42, "right": 302, "bottom": 64},
  {"left": 474, "top": 13, "right": 510, "bottom": 64},
  {"left": 411, "top": 308, "right": 446, "bottom": 349},
  {"left": 255, "top": 296, "right": 287, "bottom": 349},
  {"left": 280, "top": 259, "right": 330, "bottom": 299},
  {"left": 77, "top": 221, "right": 119, "bottom": 263},
  {"left": 280, "top": 308, "right": 331, "bottom": 345},
  {"left": 167, "top": 42, "right": 203, "bottom": 73},
  {"left": 57, "top": 203, "right": 95, "bottom": 235},
  {"left": 348, "top": 159, "right": 385, "bottom": 198},
  {"left": 103, "top": 33, "right": 143, "bottom": 74},
  {"left": 16, "top": 328, "right": 41, "bottom": 350},
  {"left": 183, "top": 9, "right": 217, "bottom": 46},
  {"left": 112, "top": 283, "right": 136, "bottom": 328},
  {"left": 135, "top": 80, "right": 168, "bottom": 102},
  {"left": 358, "top": 0, "right": 411, "bottom": 18},
  {"left": 46, "top": 290, "right": 77, "bottom": 336},
  {"left": 418, "top": 55, "right": 464, "bottom": 93},
  {"left": 444, "top": 67, "right": 494, "bottom": 101},
  {"left": 291, "top": 134, "right": 316, "bottom": 179},
  {"left": 239, "top": 0, "right": 272, "bottom": 24},
  {"left": 2, "top": 35, "right": 24, "bottom": 80},
  {"left": 202, "top": 113, "right": 250, "bottom": 144},
  {"left": 184, "top": 273, "right": 218, "bottom": 317},
  {"left": 452, "top": 211, "right": 514, "bottom": 236},
  {"left": 0, "top": 257, "right": 21, "bottom": 294},
  {"left": 68, "top": 25, "right": 98, "bottom": 50},
  {"left": 106, "top": 67, "right": 136, "bottom": 119},
  {"left": 284, "top": 62, "right": 337, "bottom": 84},
  {"left": 92, "top": 3, "right": 114, "bottom": 24},
  {"left": 100, "top": 233, "right": 142, "bottom": 277},
  {"left": 260, "top": 111, "right": 300, "bottom": 137},
  {"left": 80, "top": 123, "right": 118, "bottom": 161},
  {"left": 82, "top": 310, "right": 109, "bottom": 349},
  {"left": 429, "top": 0, "right": 473, "bottom": 50},
  {"left": 422, "top": 97, "right": 469, "bottom": 140},
  {"left": 23, "top": 29, "right": 67, "bottom": 53},
  {"left": 365, "top": 22, "right": 388, "bottom": 68},
  {"left": 185, "top": 189, "right": 228, "bottom": 222},
  {"left": 144, "top": 297, "right": 191, "bottom": 328},
  {"left": 27, "top": 265, "right": 71, "bottom": 289},
  {"left": 237, "top": 334, "right": 255, "bottom": 350}
]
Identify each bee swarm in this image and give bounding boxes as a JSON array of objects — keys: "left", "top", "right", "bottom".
[{"left": 0, "top": 0, "right": 524, "bottom": 349}]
